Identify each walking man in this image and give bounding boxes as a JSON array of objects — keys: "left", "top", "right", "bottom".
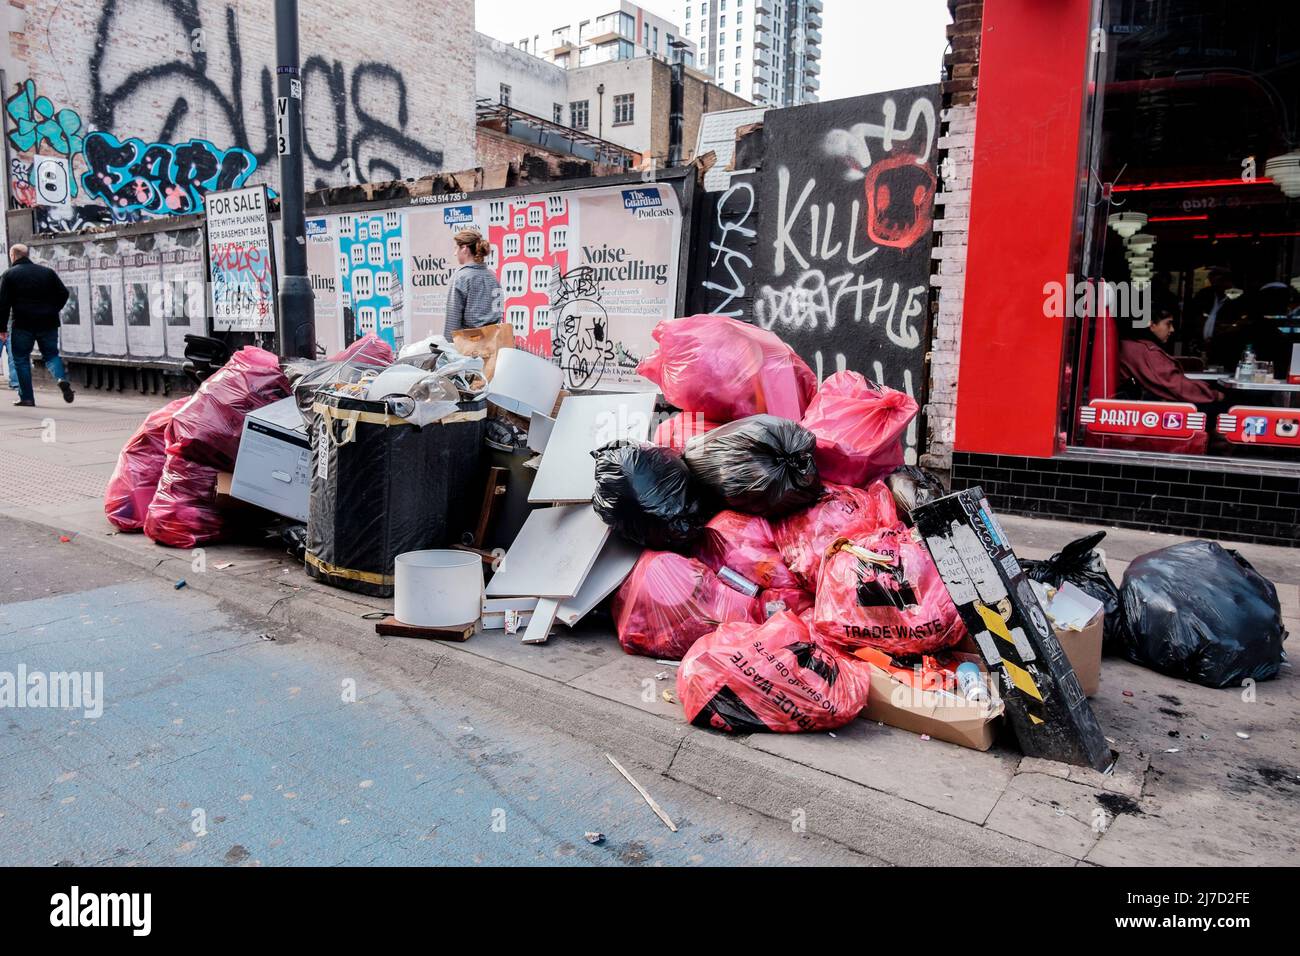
[{"left": 0, "top": 243, "right": 74, "bottom": 406}]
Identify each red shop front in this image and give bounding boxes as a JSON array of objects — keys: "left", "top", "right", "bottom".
[{"left": 949, "top": 0, "right": 1300, "bottom": 546}]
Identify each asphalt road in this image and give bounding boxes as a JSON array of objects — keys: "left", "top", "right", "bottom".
[{"left": 0, "top": 515, "right": 870, "bottom": 866}]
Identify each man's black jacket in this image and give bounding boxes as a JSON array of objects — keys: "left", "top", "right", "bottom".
[{"left": 0, "top": 256, "right": 70, "bottom": 334}]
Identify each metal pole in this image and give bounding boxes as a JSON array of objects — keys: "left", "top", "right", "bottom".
[
  {"left": 668, "top": 61, "right": 684, "bottom": 167},
  {"left": 274, "top": 0, "right": 315, "bottom": 358}
]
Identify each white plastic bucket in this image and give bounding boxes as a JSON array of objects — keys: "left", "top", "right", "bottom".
[
  {"left": 486, "top": 348, "right": 563, "bottom": 417},
  {"left": 394, "top": 550, "right": 484, "bottom": 627}
]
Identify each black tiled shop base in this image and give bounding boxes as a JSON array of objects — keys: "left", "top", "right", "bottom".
[{"left": 950, "top": 452, "right": 1300, "bottom": 547}]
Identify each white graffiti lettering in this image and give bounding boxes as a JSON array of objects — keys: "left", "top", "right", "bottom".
[
  {"left": 822, "top": 96, "right": 937, "bottom": 181},
  {"left": 753, "top": 269, "right": 926, "bottom": 350},
  {"left": 700, "top": 181, "right": 755, "bottom": 318}
]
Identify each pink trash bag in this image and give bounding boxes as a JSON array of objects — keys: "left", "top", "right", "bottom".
[
  {"left": 143, "top": 454, "right": 227, "bottom": 549},
  {"left": 328, "top": 333, "right": 394, "bottom": 365},
  {"left": 773, "top": 482, "right": 900, "bottom": 590},
  {"left": 800, "top": 371, "right": 919, "bottom": 486},
  {"left": 678, "top": 611, "right": 873, "bottom": 733},
  {"left": 652, "top": 412, "right": 721, "bottom": 452},
  {"left": 637, "top": 315, "right": 817, "bottom": 423},
  {"left": 104, "top": 398, "right": 188, "bottom": 532},
  {"left": 812, "top": 524, "right": 967, "bottom": 657},
  {"left": 695, "top": 510, "right": 800, "bottom": 590},
  {"left": 613, "top": 550, "right": 762, "bottom": 660},
  {"left": 166, "top": 347, "right": 291, "bottom": 471}
]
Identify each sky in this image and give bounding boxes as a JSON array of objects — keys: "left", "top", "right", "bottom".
[{"left": 474, "top": 0, "right": 953, "bottom": 102}]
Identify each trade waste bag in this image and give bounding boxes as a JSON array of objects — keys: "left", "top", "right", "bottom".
[
  {"left": 143, "top": 454, "right": 226, "bottom": 549},
  {"left": 678, "top": 611, "right": 873, "bottom": 733},
  {"left": 695, "top": 510, "right": 800, "bottom": 590},
  {"left": 773, "top": 481, "right": 901, "bottom": 590},
  {"left": 813, "top": 524, "right": 967, "bottom": 656},
  {"left": 799, "top": 371, "right": 918, "bottom": 486},
  {"left": 104, "top": 398, "right": 188, "bottom": 532}
]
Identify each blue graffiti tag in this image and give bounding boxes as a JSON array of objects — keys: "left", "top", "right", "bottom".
[
  {"left": 80, "top": 131, "right": 258, "bottom": 220},
  {"left": 5, "top": 79, "right": 86, "bottom": 197}
]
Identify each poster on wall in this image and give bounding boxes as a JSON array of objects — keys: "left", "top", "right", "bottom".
[
  {"left": 323, "top": 181, "right": 682, "bottom": 390},
  {"left": 157, "top": 228, "right": 210, "bottom": 359},
  {"left": 337, "top": 210, "right": 406, "bottom": 352},
  {"left": 205, "top": 185, "right": 277, "bottom": 332},
  {"left": 750, "top": 86, "right": 941, "bottom": 462},
  {"left": 122, "top": 245, "right": 165, "bottom": 359},
  {"left": 304, "top": 217, "right": 342, "bottom": 357},
  {"left": 51, "top": 242, "right": 93, "bottom": 356},
  {"left": 87, "top": 241, "right": 127, "bottom": 357},
  {"left": 405, "top": 204, "right": 475, "bottom": 343}
]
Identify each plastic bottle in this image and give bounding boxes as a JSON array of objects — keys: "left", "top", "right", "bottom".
[
  {"left": 955, "top": 661, "right": 990, "bottom": 704},
  {"left": 1236, "top": 344, "right": 1256, "bottom": 383}
]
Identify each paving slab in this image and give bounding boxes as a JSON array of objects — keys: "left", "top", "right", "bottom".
[{"left": 747, "top": 718, "right": 1020, "bottom": 825}]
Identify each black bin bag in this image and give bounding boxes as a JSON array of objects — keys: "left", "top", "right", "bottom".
[
  {"left": 1023, "top": 531, "right": 1123, "bottom": 652},
  {"left": 886, "top": 465, "right": 947, "bottom": 525},
  {"left": 306, "top": 392, "right": 487, "bottom": 597},
  {"left": 1119, "top": 540, "right": 1288, "bottom": 688},
  {"left": 591, "top": 441, "right": 707, "bottom": 551},
  {"left": 682, "top": 414, "right": 821, "bottom": 517}
]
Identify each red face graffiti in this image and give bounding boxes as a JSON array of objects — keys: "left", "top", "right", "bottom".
[{"left": 862, "top": 152, "right": 936, "bottom": 249}]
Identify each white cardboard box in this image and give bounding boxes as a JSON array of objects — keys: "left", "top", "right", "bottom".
[{"left": 230, "top": 396, "right": 312, "bottom": 522}]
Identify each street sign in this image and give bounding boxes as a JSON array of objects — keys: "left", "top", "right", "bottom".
[{"left": 276, "top": 97, "right": 291, "bottom": 155}]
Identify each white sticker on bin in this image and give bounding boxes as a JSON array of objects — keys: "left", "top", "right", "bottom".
[{"left": 973, "top": 630, "right": 1002, "bottom": 664}]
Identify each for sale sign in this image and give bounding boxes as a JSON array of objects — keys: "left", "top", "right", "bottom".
[{"left": 204, "top": 185, "right": 277, "bottom": 332}]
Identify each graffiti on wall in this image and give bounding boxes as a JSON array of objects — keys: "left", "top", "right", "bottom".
[
  {"left": 5, "top": 0, "right": 451, "bottom": 228},
  {"left": 5, "top": 81, "right": 86, "bottom": 197},
  {"left": 80, "top": 132, "right": 257, "bottom": 218},
  {"left": 90, "top": 0, "right": 444, "bottom": 190},
  {"left": 748, "top": 87, "right": 941, "bottom": 463}
]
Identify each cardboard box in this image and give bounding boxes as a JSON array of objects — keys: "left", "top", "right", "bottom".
[
  {"left": 1055, "top": 611, "right": 1103, "bottom": 697},
  {"left": 911, "top": 488, "right": 1113, "bottom": 771},
  {"left": 858, "top": 649, "right": 1004, "bottom": 751},
  {"left": 229, "top": 397, "right": 312, "bottom": 522}
]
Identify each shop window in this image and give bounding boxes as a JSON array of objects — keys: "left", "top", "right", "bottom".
[{"left": 1067, "top": 1, "right": 1300, "bottom": 464}]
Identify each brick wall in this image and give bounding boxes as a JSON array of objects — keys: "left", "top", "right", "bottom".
[
  {"left": 3, "top": 0, "right": 476, "bottom": 222},
  {"left": 921, "top": 0, "right": 982, "bottom": 477}
]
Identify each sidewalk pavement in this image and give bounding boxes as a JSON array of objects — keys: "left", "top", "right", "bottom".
[{"left": 3, "top": 386, "right": 1297, "bottom": 866}]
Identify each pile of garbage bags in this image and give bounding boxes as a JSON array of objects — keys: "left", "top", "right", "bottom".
[
  {"left": 103, "top": 346, "right": 292, "bottom": 548},
  {"left": 595, "top": 314, "right": 960, "bottom": 732}
]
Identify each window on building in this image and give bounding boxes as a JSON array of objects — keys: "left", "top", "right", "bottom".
[
  {"left": 735, "top": 62, "right": 740, "bottom": 75},
  {"left": 553, "top": 103, "right": 563, "bottom": 124},
  {"left": 643, "top": 23, "right": 649, "bottom": 46},
  {"left": 613, "top": 93, "right": 634, "bottom": 126},
  {"left": 718, "top": 47, "right": 724, "bottom": 60},
  {"left": 737, "top": 29, "right": 742, "bottom": 41},
  {"left": 685, "top": 5, "right": 691, "bottom": 17},
  {"left": 734, "top": 80, "right": 740, "bottom": 93},
  {"left": 685, "top": 23, "right": 691, "bottom": 36},
  {"left": 653, "top": 26, "right": 659, "bottom": 49},
  {"left": 720, "top": 14, "right": 726, "bottom": 28},
  {"left": 1063, "top": 1, "right": 1300, "bottom": 466},
  {"left": 570, "top": 99, "right": 589, "bottom": 130},
  {"left": 578, "top": 19, "right": 589, "bottom": 42},
  {"left": 499, "top": 83, "right": 511, "bottom": 106},
  {"left": 736, "top": 45, "right": 742, "bottom": 58}
]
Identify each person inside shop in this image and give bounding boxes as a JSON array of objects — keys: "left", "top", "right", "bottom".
[
  {"left": 1119, "top": 308, "right": 1223, "bottom": 405},
  {"left": 1186, "top": 265, "right": 1244, "bottom": 363},
  {"left": 444, "top": 229, "right": 503, "bottom": 337}
]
